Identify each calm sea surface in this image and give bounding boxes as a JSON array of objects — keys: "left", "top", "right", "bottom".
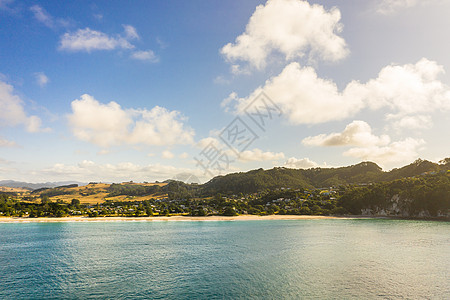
[{"left": 0, "top": 219, "right": 449, "bottom": 299}]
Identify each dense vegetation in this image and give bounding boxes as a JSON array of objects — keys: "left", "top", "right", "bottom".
[
  {"left": 201, "top": 159, "right": 450, "bottom": 195},
  {"left": 107, "top": 184, "right": 162, "bottom": 197},
  {"left": 339, "top": 173, "right": 450, "bottom": 217},
  {"left": 0, "top": 158, "right": 449, "bottom": 219}
]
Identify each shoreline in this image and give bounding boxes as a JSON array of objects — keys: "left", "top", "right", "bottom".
[
  {"left": 0, "top": 215, "right": 358, "bottom": 223},
  {"left": 2, "top": 215, "right": 446, "bottom": 223}
]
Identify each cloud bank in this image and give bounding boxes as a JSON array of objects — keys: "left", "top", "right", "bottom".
[{"left": 225, "top": 58, "right": 450, "bottom": 128}]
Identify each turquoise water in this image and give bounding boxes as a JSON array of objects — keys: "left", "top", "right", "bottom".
[{"left": 0, "top": 219, "right": 449, "bottom": 299}]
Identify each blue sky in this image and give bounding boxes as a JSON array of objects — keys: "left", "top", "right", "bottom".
[{"left": 1, "top": 0, "right": 450, "bottom": 183}]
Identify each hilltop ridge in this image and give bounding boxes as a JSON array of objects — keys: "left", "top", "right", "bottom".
[{"left": 201, "top": 158, "right": 450, "bottom": 195}]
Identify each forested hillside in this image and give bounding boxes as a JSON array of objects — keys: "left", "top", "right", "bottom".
[
  {"left": 201, "top": 159, "right": 450, "bottom": 195},
  {"left": 339, "top": 173, "right": 450, "bottom": 217}
]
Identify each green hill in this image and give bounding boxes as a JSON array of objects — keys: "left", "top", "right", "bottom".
[{"left": 200, "top": 158, "right": 450, "bottom": 195}]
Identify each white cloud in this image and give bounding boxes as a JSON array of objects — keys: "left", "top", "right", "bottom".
[
  {"left": 225, "top": 58, "right": 450, "bottom": 127},
  {"left": 0, "top": 80, "right": 48, "bottom": 132},
  {"left": 0, "top": 137, "right": 17, "bottom": 147},
  {"left": 344, "top": 138, "right": 425, "bottom": 166},
  {"left": 162, "top": 150, "right": 174, "bottom": 159},
  {"left": 196, "top": 137, "right": 223, "bottom": 149},
  {"left": 230, "top": 64, "right": 251, "bottom": 75},
  {"left": 388, "top": 115, "right": 433, "bottom": 130},
  {"left": 69, "top": 94, "right": 130, "bottom": 147},
  {"left": 123, "top": 25, "right": 139, "bottom": 40},
  {"left": 35, "top": 72, "right": 49, "bottom": 87},
  {"left": 68, "top": 94, "right": 194, "bottom": 148},
  {"left": 221, "top": 0, "right": 348, "bottom": 70},
  {"left": 302, "top": 120, "right": 426, "bottom": 167},
  {"left": 352, "top": 58, "right": 450, "bottom": 119},
  {"left": 59, "top": 28, "right": 134, "bottom": 52},
  {"left": 226, "top": 62, "right": 363, "bottom": 124},
  {"left": 376, "top": 0, "right": 443, "bottom": 15},
  {"left": 283, "top": 157, "right": 322, "bottom": 169},
  {"left": 26, "top": 115, "right": 47, "bottom": 133},
  {"left": 302, "top": 120, "right": 390, "bottom": 147},
  {"left": 30, "top": 4, "right": 69, "bottom": 28},
  {"left": 40, "top": 160, "right": 205, "bottom": 183},
  {"left": 238, "top": 148, "right": 285, "bottom": 162},
  {"left": 131, "top": 50, "right": 159, "bottom": 62},
  {"left": 30, "top": 5, "right": 54, "bottom": 28},
  {"left": 213, "top": 75, "right": 231, "bottom": 85},
  {"left": 179, "top": 152, "right": 189, "bottom": 159},
  {"left": 220, "top": 92, "right": 237, "bottom": 113},
  {"left": 59, "top": 26, "right": 158, "bottom": 60}
]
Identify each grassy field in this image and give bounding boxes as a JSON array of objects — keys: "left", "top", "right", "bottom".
[
  {"left": 0, "top": 187, "right": 30, "bottom": 193},
  {"left": 11, "top": 182, "right": 168, "bottom": 205}
]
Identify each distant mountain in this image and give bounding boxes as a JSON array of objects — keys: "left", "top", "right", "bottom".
[
  {"left": 200, "top": 158, "right": 450, "bottom": 195},
  {"left": 0, "top": 180, "right": 87, "bottom": 190}
]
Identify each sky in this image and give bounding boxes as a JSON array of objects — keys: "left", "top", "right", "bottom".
[{"left": 1, "top": 0, "right": 450, "bottom": 183}]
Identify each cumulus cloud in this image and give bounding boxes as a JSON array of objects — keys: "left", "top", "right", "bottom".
[
  {"left": 302, "top": 120, "right": 425, "bottom": 166},
  {"left": 35, "top": 72, "right": 49, "bottom": 87},
  {"left": 227, "top": 62, "right": 363, "bottom": 124},
  {"left": 225, "top": 58, "right": 450, "bottom": 128},
  {"left": 0, "top": 80, "right": 48, "bottom": 132},
  {"left": 302, "top": 120, "right": 390, "bottom": 147},
  {"left": 131, "top": 50, "right": 159, "bottom": 62},
  {"left": 221, "top": 0, "right": 348, "bottom": 70},
  {"left": 344, "top": 138, "right": 425, "bottom": 166},
  {"left": 238, "top": 148, "right": 285, "bottom": 162},
  {"left": 353, "top": 58, "right": 450, "bottom": 118},
  {"left": 59, "top": 27, "right": 134, "bottom": 52},
  {"left": 283, "top": 157, "right": 322, "bottom": 169},
  {"left": 68, "top": 94, "right": 194, "bottom": 148}
]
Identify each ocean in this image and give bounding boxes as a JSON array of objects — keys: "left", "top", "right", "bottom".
[{"left": 0, "top": 219, "right": 449, "bottom": 299}]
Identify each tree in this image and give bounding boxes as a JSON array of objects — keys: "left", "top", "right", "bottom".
[
  {"left": 41, "top": 195, "right": 50, "bottom": 205},
  {"left": 71, "top": 199, "right": 80, "bottom": 206},
  {"left": 146, "top": 208, "right": 153, "bottom": 217},
  {"left": 222, "top": 206, "right": 237, "bottom": 216}
]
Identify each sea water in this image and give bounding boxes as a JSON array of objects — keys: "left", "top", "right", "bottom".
[{"left": 0, "top": 219, "right": 449, "bottom": 299}]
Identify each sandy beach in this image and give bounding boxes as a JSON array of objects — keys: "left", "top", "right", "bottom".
[{"left": 0, "top": 215, "right": 351, "bottom": 223}]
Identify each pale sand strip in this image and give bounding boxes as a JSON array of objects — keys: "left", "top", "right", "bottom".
[{"left": 0, "top": 215, "right": 353, "bottom": 223}]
